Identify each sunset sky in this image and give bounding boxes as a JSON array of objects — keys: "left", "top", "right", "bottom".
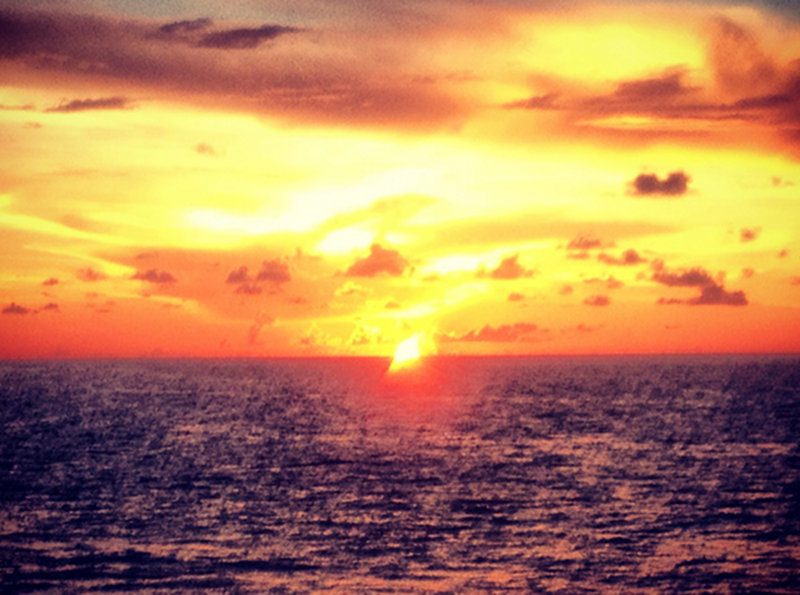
[{"left": 1, "top": 0, "right": 800, "bottom": 358}]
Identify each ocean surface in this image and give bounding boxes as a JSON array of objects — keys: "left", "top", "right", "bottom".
[{"left": 1, "top": 355, "right": 799, "bottom": 593}]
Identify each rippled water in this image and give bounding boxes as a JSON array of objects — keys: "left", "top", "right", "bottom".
[{"left": 1, "top": 355, "right": 799, "bottom": 593}]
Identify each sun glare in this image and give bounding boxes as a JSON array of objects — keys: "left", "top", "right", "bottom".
[{"left": 388, "top": 334, "right": 423, "bottom": 372}]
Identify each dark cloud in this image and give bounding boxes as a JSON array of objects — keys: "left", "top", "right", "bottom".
[
  {"left": 658, "top": 285, "right": 747, "bottom": 306},
  {"left": 711, "top": 17, "right": 777, "bottom": 97},
  {"left": 597, "top": 249, "right": 647, "bottom": 266},
  {"left": 42, "top": 277, "right": 58, "bottom": 286},
  {"left": 345, "top": 244, "right": 408, "bottom": 277},
  {"left": 438, "top": 322, "right": 540, "bottom": 343},
  {"left": 226, "top": 265, "right": 251, "bottom": 284},
  {"left": 652, "top": 260, "right": 748, "bottom": 306},
  {"left": 235, "top": 283, "right": 262, "bottom": 295},
  {"left": 45, "top": 96, "right": 129, "bottom": 113},
  {"left": 613, "top": 70, "right": 697, "bottom": 102},
  {"left": 741, "top": 268, "right": 755, "bottom": 279},
  {"left": 157, "top": 18, "right": 212, "bottom": 38},
  {"left": 2, "top": 302, "right": 29, "bottom": 314},
  {"left": 477, "top": 254, "right": 534, "bottom": 280},
  {"left": 132, "top": 269, "right": 177, "bottom": 283},
  {"left": 740, "top": 227, "right": 761, "bottom": 242},
  {"left": 76, "top": 267, "right": 107, "bottom": 282},
  {"left": 41, "top": 302, "right": 59, "bottom": 311},
  {"left": 0, "top": 8, "right": 466, "bottom": 130},
  {"left": 584, "top": 294, "right": 610, "bottom": 306},
  {"left": 559, "top": 284, "right": 574, "bottom": 295},
  {"left": 651, "top": 261, "right": 715, "bottom": 287},
  {"left": 631, "top": 171, "right": 690, "bottom": 197},
  {"left": 197, "top": 24, "right": 299, "bottom": 50},
  {"left": 257, "top": 259, "right": 291, "bottom": 284},
  {"left": 507, "top": 292, "right": 525, "bottom": 302},
  {"left": 153, "top": 17, "right": 300, "bottom": 50}
]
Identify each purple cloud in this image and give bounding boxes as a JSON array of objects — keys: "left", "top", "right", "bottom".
[{"left": 346, "top": 244, "right": 408, "bottom": 277}]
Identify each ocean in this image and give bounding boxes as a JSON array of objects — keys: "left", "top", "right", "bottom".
[{"left": 1, "top": 355, "right": 798, "bottom": 593}]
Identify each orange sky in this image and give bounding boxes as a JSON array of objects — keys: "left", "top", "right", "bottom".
[{"left": 1, "top": 0, "right": 800, "bottom": 358}]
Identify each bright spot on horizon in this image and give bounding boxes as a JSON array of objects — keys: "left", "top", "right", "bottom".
[{"left": 388, "top": 334, "right": 423, "bottom": 373}]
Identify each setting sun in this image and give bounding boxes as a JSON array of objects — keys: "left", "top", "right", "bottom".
[{"left": 388, "top": 335, "right": 423, "bottom": 372}]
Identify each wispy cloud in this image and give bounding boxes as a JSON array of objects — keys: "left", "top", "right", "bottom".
[{"left": 45, "top": 97, "right": 130, "bottom": 113}]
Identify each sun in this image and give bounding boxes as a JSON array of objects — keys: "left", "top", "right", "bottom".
[{"left": 388, "top": 334, "right": 423, "bottom": 372}]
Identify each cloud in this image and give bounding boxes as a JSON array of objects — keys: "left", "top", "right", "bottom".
[
  {"left": 0, "top": 8, "right": 467, "bottom": 130},
  {"left": 710, "top": 17, "right": 777, "bottom": 97},
  {"left": 345, "top": 243, "right": 408, "bottom": 277},
  {"left": 567, "top": 236, "right": 605, "bottom": 251},
  {"left": 658, "top": 285, "right": 748, "bottom": 306},
  {"left": 612, "top": 70, "right": 698, "bottom": 102},
  {"left": 631, "top": 171, "right": 690, "bottom": 196},
  {"left": 348, "top": 323, "right": 381, "bottom": 346},
  {"left": 651, "top": 260, "right": 715, "bottom": 287},
  {"left": 477, "top": 254, "right": 534, "bottom": 280},
  {"left": 155, "top": 18, "right": 213, "bottom": 40},
  {"left": 248, "top": 310, "right": 274, "bottom": 344},
  {"left": 740, "top": 227, "right": 761, "bottom": 242},
  {"left": 76, "top": 267, "right": 107, "bottom": 282},
  {"left": 584, "top": 277, "right": 624, "bottom": 290},
  {"left": 226, "top": 265, "right": 251, "bottom": 284},
  {"left": 584, "top": 294, "right": 610, "bottom": 306},
  {"left": 741, "top": 268, "right": 755, "bottom": 279},
  {"left": 132, "top": 269, "right": 177, "bottom": 283},
  {"left": 335, "top": 281, "right": 370, "bottom": 297},
  {"left": 41, "top": 302, "right": 59, "bottom": 311},
  {"left": 652, "top": 260, "right": 748, "bottom": 306},
  {"left": 504, "top": 92, "right": 559, "bottom": 110},
  {"left": 235, "top": 284, "right": 262, "bottom": 295},
  {"left": 196, "top": 143, "right": 216, "bottom": 156},
  {"left": 257, "top": 259, "right": 291, "bottom": 284},
  {"left": 197, "top": 24, "right": 300, "bottom": 50},
  {"left": 559, "top": 284, "right": 574, "bottom": 295},
  {"left": 597, "top": 249, "right": 647, "bottom": 266},
  {"left": 2, "top": 302, "right": 29, "bottom": 314},
  {"left": 791, "top": 277, "right": 800, "bottom": 286},
  {"left": 438, "top": 322, "right": 540, "bottom": 343},
  {"left": 507, "top": 292, "right": 525, "bottom": 302},
  {"left": 42, "top": 277, "right": 58, "bottom": 286},
  {"left": 45, "top": 96, "right": 129, "bottom": 113}
]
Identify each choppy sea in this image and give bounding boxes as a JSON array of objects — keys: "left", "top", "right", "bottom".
[{"left": 1, "top": 355, "right": 799, "bottom": 593}]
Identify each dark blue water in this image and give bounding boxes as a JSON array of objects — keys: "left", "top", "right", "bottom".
[{"left": 1, "top": 355, "right": 799, "bottom": 593}]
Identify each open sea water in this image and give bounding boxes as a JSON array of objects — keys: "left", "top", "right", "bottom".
[{"left": 1, "top": 355, "right": 799, "bottom": 593}]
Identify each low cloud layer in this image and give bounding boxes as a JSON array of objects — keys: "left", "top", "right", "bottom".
[{"left": 438, "top": 322, "right": 541, "bottom": 342}]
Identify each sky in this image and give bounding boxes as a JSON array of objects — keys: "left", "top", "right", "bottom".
[{"left": 1, "top": 0, "right": 800, "bottom": 358}]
